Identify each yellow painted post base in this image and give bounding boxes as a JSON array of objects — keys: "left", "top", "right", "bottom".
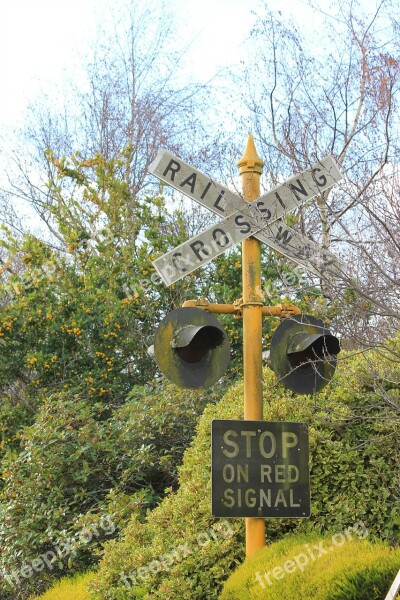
[{"left": 245, "top": 518, "right": 266, "bottom": 557}]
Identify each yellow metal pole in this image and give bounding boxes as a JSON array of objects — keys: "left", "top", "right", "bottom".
[{"left": 238, "top": 134, "right": 266, "bottom": 557}]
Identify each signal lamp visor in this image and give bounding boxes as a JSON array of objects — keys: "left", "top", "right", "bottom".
[
  {"left": 154, "top": 307, "right": 230, "bottom": 388},
  {"left": 172, "top": 325, "right": 224, "bottom": 364},
  {"left": 269, "top": 314, "right": 340, "bottom": 394}
]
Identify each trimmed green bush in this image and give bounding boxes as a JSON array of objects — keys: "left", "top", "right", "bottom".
[
  {"left": 220, "top": 532, "right": 400, "bottom": 599},
  {"left": 90, "top": 339, "right": 399, "bottom": 599},
  {"left": 31, "top": 571, "right": 95, "bottom": 599}
]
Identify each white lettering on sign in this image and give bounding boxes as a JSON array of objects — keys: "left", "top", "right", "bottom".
[
  {"left": 222, "top": 429, "right": 298, "bottom": 459},
  {"left": 222, "top": 488, "right": 301, "bottom": 509},
  {"left": 260, "top": 464, "right": 300, "bottom": 483},
  {"left": 149, "top": 150, "right": 344, "bottom": 285},
  {"left": 211, "top": 420, "right": 310, "bottom": 518}
]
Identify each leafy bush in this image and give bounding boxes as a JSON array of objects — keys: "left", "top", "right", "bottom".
[
  {"left": 0, "top": 381, "right": 222, "bottom": 599},
  {"left": 90, "top": 340, "right": 399, "bottom": 599},
  {"left": 0, "top": 392, "right": 38, "bottom": 474},
  {"left": 220, "top": 532, "right": 400, "bottom": 599},
  {"left": 31, "top": 571, "right": 95, "bottom": 599}
]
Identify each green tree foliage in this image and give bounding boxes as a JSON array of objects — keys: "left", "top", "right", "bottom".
[
  {"left": 0, "top": 150, "right": 221, "bottom": 434},
  {"left": 91, "top": 339, "right": 399, "bottom": 599},
  {"left": 0, "top": 382, "right": 223, "bottom": 599}
]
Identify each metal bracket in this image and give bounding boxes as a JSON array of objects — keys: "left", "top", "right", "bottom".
[{"left": 182, "top": 298, "right": 301, "bottom": 319}]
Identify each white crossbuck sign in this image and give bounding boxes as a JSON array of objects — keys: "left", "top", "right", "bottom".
[{"left": 149, "top": 150, "right": 345, "bottom": 286}]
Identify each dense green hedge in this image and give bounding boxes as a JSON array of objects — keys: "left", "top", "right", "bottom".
[
  {"left": 220, "top": 532, "right": 400, "bottom": 599},
  {"left": 0, "top": 381, "right": 223, "bottom": 599},
  {"left": 90, "top": 338, "right": 399, "bottom": 599}
]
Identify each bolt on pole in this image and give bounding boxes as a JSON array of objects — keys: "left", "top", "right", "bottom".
[{"left": 237, "top": 134, "right": 266, "bottom": 557}]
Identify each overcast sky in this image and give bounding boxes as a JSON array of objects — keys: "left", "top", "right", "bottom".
[
  {"left": 0, "top": 0, "right": 265, "bottom": 230},
  {"left": 0, "top": 0, "right": 340, "bottom": 132},
  {"left": 0, "top": 0, "right": 385, "bottom": 236},
  {"left": 0, "top": 0, "right": 258, "bottom": 129}
]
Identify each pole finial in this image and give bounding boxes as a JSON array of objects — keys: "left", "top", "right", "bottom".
[{"left": 237, "top": 134, "right": 264, "bottom": 175}]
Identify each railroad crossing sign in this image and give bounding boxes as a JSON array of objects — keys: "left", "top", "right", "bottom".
[
  {"left": 149, "top": 149, "right": 344, "bottom": 285},
  {"left": 149, "top": 136, "right": 342, "bottom": 559}
]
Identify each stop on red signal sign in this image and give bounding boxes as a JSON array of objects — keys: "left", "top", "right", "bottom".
[{"left": 211, "top": 420, "right": 310, "bottom": 518}]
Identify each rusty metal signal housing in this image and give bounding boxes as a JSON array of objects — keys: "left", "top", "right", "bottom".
[
  {"left": 154, "top": 307, "right": 230, "bottom": 389},
  {"left": 269, "top": 314, "right": 340, "bottom": 394}
]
